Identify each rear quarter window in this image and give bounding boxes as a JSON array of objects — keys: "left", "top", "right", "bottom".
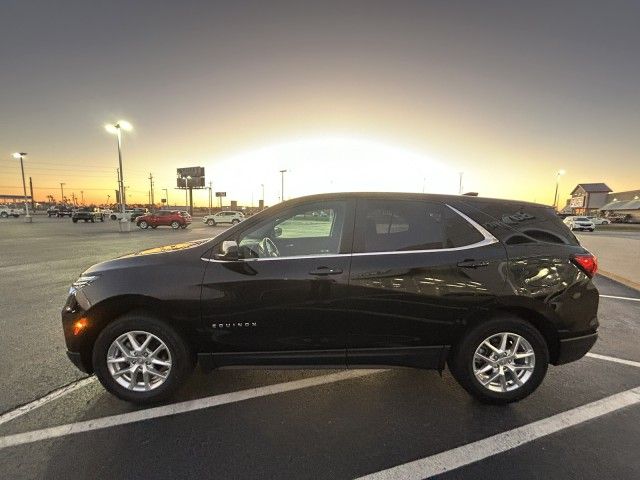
[{"left": 454, "top": 201, "right": 579, "bottom": 246}]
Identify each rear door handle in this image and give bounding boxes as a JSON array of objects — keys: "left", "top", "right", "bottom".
[
  {"left": 457, "top": 260, "right": 490, "bottom": 269},
  {"left": 309, "top": 266, "right": 343, "bottom": 276}
]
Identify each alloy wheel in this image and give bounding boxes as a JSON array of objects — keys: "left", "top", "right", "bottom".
[
  {"left": 472, "top": 332, "right": 535, "bottom": 393},
  {"left": 106, "top": 331, "right": 172, "bottom": 391}
]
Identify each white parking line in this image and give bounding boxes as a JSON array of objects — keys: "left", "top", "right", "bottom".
[
  {"left": 356, "top": 386, "right": 640, "bottom": 480},
  {"left": 599, "top": 294, "right": 640, "bottom": 302},
  {"left": 0, "top": 377, "right": 96, "bottom": 427},
  {"left": 586, "top": 353, "right": 640, "bottom": 369},
  {"left": 0, "top": 369, "right": 381, "bottom": 450}
]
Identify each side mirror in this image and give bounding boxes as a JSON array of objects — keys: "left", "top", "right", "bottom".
[
  {"left": 273, "top": 226, "right": 283, "bottom": 237},
  {"left": 214, "top": 240, "right": 239, "bottom": 261}
]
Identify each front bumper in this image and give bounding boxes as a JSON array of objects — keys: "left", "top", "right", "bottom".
[
  {"left": 555, "top": 332, "right": 598, "bottom": 365},
  {"left": 66, "top": 351, "right": 91, "bottom": 373}
]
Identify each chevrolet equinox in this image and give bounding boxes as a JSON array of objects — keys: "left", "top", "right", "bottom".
[{"left": 62, "top": 192, "right": 599, "bottom": 404}]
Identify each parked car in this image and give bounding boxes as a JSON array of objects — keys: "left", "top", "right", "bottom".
[
  {"left": 136, "top": 210, "right": 191, "bottom": 229},
  {"left": 72, "top": 208, "right": 105, "bottom": 223},
  {"left": 608, "top": 213, "right": 634, "bottom": 224},
  {"left": 203, "top": 210, "right": 244, "bottom": 226},
  {"left": 62, "top": 192, "right": 598, "bottom": 405},
  {"left": 563, "top": 216, "right": 595, "bottom": 231},
  {"left": 56, "top": 205, "right": 74, "bottom": 218},
  {"left": 0, "top": 205, "right": 21, "bottom": 218},
  {"left": 110, "top": 210, "right": 133, "bottom": 221},
  {"left": 130, "top": 208, "right": 149, "bottom": 222},
  {"left": 587, "top": 216, "right": 610, "bottom": 225}
]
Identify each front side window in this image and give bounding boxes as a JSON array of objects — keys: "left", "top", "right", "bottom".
[
  {"left": 236, "top": 201, "right": 347, "bottom": 259},
  {"left": 359, "top": 199, "right": 483, "bottom": 253}
]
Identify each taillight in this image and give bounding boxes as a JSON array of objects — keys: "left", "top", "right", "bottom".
[{"left": 572, "top": 253, "right": 598, "bottom": 277}]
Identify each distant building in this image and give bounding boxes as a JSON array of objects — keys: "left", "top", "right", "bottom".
[
  {"left": 600, "top": 189, "right": 640, "bottom": 223},
  {"left": 563, "top": 184, "right": 640, "bottom": 221},
  {"left": 563, "top": 183, "right": 612, "bottom": 215}
]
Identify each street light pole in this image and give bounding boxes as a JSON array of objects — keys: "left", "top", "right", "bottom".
[
  {"left": 279, "top": 170, "right": 287, "bottom": 202},
  {"left": 60, "top": 182, "right": 65, "bottom": 204},
  {"left": 553, "top": 169, "right": 566, "bottom": 210},
  {"left": 12, "top": 153, "right": 31, "bottom": 222},
  {"left": 105, "top": 120, "right": 132, "bottom": 216},
  {"left": 163, "top": 188, "right": 169, "bottom": 206}
]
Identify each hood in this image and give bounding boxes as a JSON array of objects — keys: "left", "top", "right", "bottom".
[{"left": 83, "top": 238, "right": 213, "bottom": 274}]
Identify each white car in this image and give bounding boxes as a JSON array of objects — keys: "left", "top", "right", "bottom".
[
  {"left": 203, "top": 210, "right": 244, "bottom": 226},
  {"left": 564, "top": 216, "right": 595, "bottom": 232},
  {"left": 587, "top": 216, "right": 610, "bottom": 225}
]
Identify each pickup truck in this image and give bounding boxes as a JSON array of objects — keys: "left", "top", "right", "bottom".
[{"left": 72, "top": 208, "right": 105, "bottom": 223}]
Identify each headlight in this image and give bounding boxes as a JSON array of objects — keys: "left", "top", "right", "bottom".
[{"left": 70, "top": 275, "right": 99, "bottom": 292}]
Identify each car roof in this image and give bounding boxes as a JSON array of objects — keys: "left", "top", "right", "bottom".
[{"left": 277, "top": 192, "right": 550, "bottom": 209}]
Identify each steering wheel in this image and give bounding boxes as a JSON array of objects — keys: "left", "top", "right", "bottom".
[{"left": 259, "top": 237, "right": 280, "bottom": 257}]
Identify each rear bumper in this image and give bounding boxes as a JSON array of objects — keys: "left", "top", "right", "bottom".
[{"left": 554, "top": 332, "right": 598, "bottom": 365}]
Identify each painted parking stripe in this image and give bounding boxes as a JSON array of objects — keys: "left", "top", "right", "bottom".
[
  {"left": 356, "top": 386, "right": 640, "bottom": 480},
  {"left": 599, "top": 294, "right": 640, "bottom": 302},
  {"left": 586, "top": 352, "right": 640, "bottom": 369},
  {"left": 0, "top": 369, "right": 381, "bottom": 450},
  {"left": 0, "top": 377, "right": 96, "bottom": 427}
]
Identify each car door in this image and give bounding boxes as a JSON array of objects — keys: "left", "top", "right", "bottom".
[
  {"left": 346, "top": 197, "right": 507, "bottom": 369},
  {"left": 200, "top": 198, "right": 355, "bottom": 367}
]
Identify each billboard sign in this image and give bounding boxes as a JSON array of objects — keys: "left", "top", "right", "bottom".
[
  {"left": 215, "top": 192, "right": 226, "bottom": 197},
  {"left": 176, "top": 166, "right": 205, "bottom": 188}
]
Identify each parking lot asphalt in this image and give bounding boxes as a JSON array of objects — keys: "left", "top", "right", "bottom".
[{"left": 1, "top": 216, "right": 639, "bottom": 479}]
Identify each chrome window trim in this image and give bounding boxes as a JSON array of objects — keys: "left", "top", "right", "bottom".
[{"left": 201, "top": 202, "right": 498, "bottom": 262}]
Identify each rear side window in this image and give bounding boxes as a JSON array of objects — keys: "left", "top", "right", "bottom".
[
  {"left": 454, "top": 201, "right": 578, "bottom": 246},
  {"left": 357, "top": 199, "right": 484, "bottom": 253}
]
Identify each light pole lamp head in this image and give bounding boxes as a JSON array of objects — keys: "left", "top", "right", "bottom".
[
  {"left": 105, "top": 120, "right": 133, "bottom": 134},
  {"left": 12, "top": 152, "right": 27, "bottom": 159},
  {"left": 557, "top": 169, "right": 566, "bottom": 176}
]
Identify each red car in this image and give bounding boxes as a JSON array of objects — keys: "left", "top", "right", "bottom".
[{"left": 136, "top": 210, "right": 191, "bottom": 229}]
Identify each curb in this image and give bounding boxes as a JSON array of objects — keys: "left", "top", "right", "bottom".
[{"left": 599, "top": 270, "right": 640, "bottom": 292}]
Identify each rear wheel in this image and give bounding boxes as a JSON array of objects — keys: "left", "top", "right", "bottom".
[
  {"left": 92, "top": 313, "right": 193, "bottom": 404},
  {"left": 449, "top": 317, "right": 549, "bottom": 404},
  {"left": 170, "top": 221, "right": 180, "bottom": 229},
  {"left": 231, "top": 219, "right": 240, "bottom": 224},
  {"left": 72, "top": 219, "right": 78, "bottom": 223}
]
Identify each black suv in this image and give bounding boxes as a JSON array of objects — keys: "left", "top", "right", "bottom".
[{"left": 62, "top": 193, "right": 598, "bottom": 404}]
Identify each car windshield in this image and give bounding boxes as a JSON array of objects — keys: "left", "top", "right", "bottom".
[{"left": 575, "top": 217, "right": 589, "bottom": 221}]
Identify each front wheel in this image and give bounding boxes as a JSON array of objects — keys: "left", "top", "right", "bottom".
[
  {"left": 138, "top": 220, "right": 148, "bottom": 229},
  {"left": 206, "top": 219, "right": 215, "bottom": 226},
  {"left": 449, "top": 317, "right": 549, "bottom": 405},
  {"left": 92, "top": 313, "right": 193, "bottom": 404},
  {"left": 1, "top": 212, "right": 9, "bottom": 218},
  {"left": 170, "top": 221, "right": 180, "bottom": 229}
]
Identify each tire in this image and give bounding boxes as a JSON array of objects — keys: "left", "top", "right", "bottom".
[
  {"left": 180, "top": 224, "right": 187, "bottom": 229},
  {"left": 448, "top": 316, "right": 549, "bottom": 405},
  {"left": 138, "top": 220, "right": 148, "bottom": 229},
  {"left": 90, "top": 218, "right": 95, "bottom": 223},
  {"left": 1, "top": 212, "right": 8, "bottom": 218},
  {"left": 589, "top": 228, "right": 594, "bottom": 232},
  {"left": 110, "top": 214, "right": 117, "bottom": 221},
  {"left": 151, "top": 225, "right": 157, "bottom": 229},
  {"left": 231, "top": 219, "right": 240, "bottom": 224},
  {"left": 12, "top": 214, "right": 19, "bottom": 218},
  {"left": 84, "top": 219, "right": 89, "bottom": 223},
  {"left": 100, "top": 216, "right": 105, "bottom": 222},
  {"left": 207, "top": 219, "right": 215, "bottom": 226},
  {"left": 72, "top": 219, "right": 78, "bottom": 223},
  {"left": 170, "top": 221, "right": 180, "bottom": 229},
  {"left": 92, "top": 312, "right": 193, "bottom": 404}
]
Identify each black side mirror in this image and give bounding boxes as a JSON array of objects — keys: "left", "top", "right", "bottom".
[
  {"left": 273, "top": 226, "right": 283, "bottom": 237},
  {"left": 214, "top": 240, "right": 239, "bottom": 261}
]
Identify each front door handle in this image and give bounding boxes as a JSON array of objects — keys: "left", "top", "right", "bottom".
[
  {"left": 457, "top": 259, "right": 490, "bottom": 269},
  {"left": 309, "top": 266, "right": 343, "bottom": 276}
]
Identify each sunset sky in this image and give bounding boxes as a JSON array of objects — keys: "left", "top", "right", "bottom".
[{"left": 1, "top": 0, "right": 639, "bottom": 207}]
